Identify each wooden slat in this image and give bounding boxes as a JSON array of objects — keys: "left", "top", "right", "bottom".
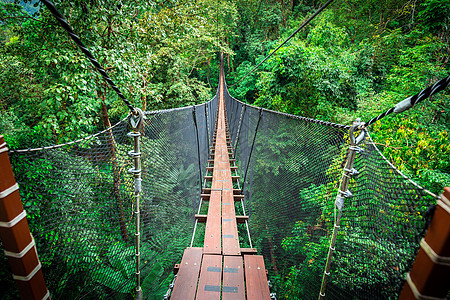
[
  {"left": 170, "top": 248, "right": 203, "bottom": 300},
  {"left": 244, "top": 255, "right": 271, "bottom": 300},
  {"left": 204, "top": 191, "right": 221, "bottom": 254},
  {"left": 240, "top": 248, "right": 258, "bottom": 255},
  {"left": 222, "top": 256, "right": 245, "bottom": 300},
  {"left": 222, "top": 190, "right": 240, "bottom": 255},
  {"left": 236, "top": 215, "right": 249, "bottom": 223},
  {"left": 196, "top": 255, "right": 222, "bottom": 300}
]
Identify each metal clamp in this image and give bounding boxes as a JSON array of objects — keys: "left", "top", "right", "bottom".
[
  {"left": 128, "top": 168, "right": 142, "bottom": 174},
  {"left": 349, "top": 118, "right": 366, "bottom": 145},
  {"left": 127, "top": 132, "right": 141, "bottom": 138},
  {"left": 339, "top": 190, "right": 353, "bottom": 198},
  {"left": 129, "top": 108, "right": 146, "bottom": 132},
  {"left": 349, "top": 145, "right": 364, "bottom": 153},
  {"left": 128, "top": 150, "right": 141, "bottom": 158},
  {"left": 344, "top": 168, "right": 359, "bottom": 176}
]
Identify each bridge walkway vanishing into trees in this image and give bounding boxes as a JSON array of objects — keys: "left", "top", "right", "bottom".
[{"left": 170, "top": 64, "right": 272, "bottom": 300}]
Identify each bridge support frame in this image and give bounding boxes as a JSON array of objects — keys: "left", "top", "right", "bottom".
[
  {"left": 399, "top": 187, "right": 450, "bottom": 300},
  {"left": 128, "top": 109, "right": 146, "bottom": 300},
  {"left": 318, "top": 119, "right": 366, "bottom": 300},
  {"left": 0, "top": 136, "right": 50, "bottom": 300}
]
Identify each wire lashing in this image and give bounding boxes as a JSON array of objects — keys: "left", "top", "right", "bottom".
[
  {"left": 364, "top": 74, "right": 450, "bottom": 127},
  {"left": 41, "top": 0, "right": 137, "bottom": 114}
]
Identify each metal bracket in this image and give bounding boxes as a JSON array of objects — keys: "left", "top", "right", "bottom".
[
  {"left": 339, "top": 190, "right": 353, "bottom": 198},
  {"left": 349, "top": 118, "right": 366, "bottom": 145},
  {"left": 128, "top": 150, "right": 141, "bottom": 158},
  {"left": 344, "top": 168, "right": 359, "bottom": 176},
  {"left": 335, "top": 195, "right": 344, "bottom": 211},
  {"left": 128, "top": 168, "right": 141, "bottom": 174},
  {"left": 129, "top": 108, "right": 146, "bottom": 132}
]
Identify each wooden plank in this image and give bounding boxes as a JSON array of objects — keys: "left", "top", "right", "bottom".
[
  {"left": 240, "top": 248, "right": 258, "bottom": 255},
  {"left": 222, "top": 256, "right": 245, "bottom": 300},
  {"left": 244, "top": 255, "right": 271, "bottom": 300},
  {"left": 222, "top": 190, "right": 240, "bottom": 255},
  {"left": 170, "top": 247, "right": 203, "bottom": 300},
  {"left": 195, "top": 214, "right": 207, "bottom": 223},
  {"left": 236, "top": 215, "right": 249, "bottom": 223},
  {"left": 204, "top": 191, "right": 221, "bottom": 254},
  {"left": 196, "top": 255, "right": 222, "bottom": 300}
]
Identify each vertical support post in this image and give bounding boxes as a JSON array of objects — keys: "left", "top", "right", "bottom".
[
  {"left": 128, "top": 109, "right": 145, "bottom": 300},
  {"left": 192, "top": 106, "right": 203, "bottom": 194},
  {"left": 241, "top": 108, "right": 263, "bottom": 193},
  {"left": 318, "top": 119, "right": 366, "bottom": 300},
  {"left": 205, "top": 104, "right": 210, "bottom": 156},
  {"left": 233, "top": 105, "right": 246, "bottom": 159},
  {"left": 0, "top": 136, "right": 50, "bottom": 300},
  {"left": 398, "top": 187, "right": 450, "bottom": 300}
]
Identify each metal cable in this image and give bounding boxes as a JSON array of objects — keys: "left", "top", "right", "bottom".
[
  {"left": 229, "top": 0, "right": 334, "bottom": 87},
  {"left": 41, "top": 0, "right": 137, "bottom": 114},
  {"left": 9, "top": 116, "right": 128, "bottom": 153},
  {"left": 364, "top": 74, "right": 450, "bottom": 127}
]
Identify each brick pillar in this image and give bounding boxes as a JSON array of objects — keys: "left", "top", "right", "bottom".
[
  {"left": 399, "top": 187, "right": 450, "bottom": 300},
  {"left": 0, "top": 136, "right": 50, "bottom": 299}
]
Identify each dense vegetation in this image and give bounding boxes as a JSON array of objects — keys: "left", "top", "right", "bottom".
[{"left": 0, "top": 0, "right": 448, "bottom": 299}]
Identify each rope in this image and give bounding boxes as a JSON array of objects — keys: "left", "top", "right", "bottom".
[
  {"left": 364, "top": 74, "right": 450, "bottom": 127},
  {"left": 41, "top": 0, "right": 137, "bottom": 114},
  {"left": 229, "top": 0, "right": 334, "bottom": 87}
]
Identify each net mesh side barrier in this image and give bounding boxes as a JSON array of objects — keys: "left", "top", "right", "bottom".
[
  {"left": 0, "top": 80, "right": 439, "bottom": 299},
  {"left": 223, "top": 82, "right": 437, "bottom": 299},
  {"left": 0, "top": 90, "right": 219, "bottom": 299}
]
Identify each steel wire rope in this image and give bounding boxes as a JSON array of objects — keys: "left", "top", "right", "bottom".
[
  {"left": 41, "top": 0, "right": 137, "bottom": 114},
  {"left": 228, "top": 0, "right": 334, "bottom": 87},
  {"left": 363, "top": 74, "right": 450, "bottom": 127}
]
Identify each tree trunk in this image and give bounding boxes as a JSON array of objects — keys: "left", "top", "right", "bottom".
[
  {"left": 100, "top": 90, "right": 129, "bottom": 243},
  {"left": 266, "top": 225, "right": 279, "bottom": 275}
]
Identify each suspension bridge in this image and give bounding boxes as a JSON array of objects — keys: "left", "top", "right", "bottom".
[{"left": 0, "top": 1, "right": 449, "bottom": 300}]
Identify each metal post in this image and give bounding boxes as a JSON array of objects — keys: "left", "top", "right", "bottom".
[
  {"left": 0, "top": 136, "right": 50, "bottom": 300},
  {"left": 318, "top": 119, "right": 366, "bottom": 300},
  {"left": 128, "top": 109, "right": 145, "bottom": 300}
]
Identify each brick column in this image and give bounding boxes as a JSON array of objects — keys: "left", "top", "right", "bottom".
[
  {"left": 399, "top": 187, "right": 450, "bottom": 300},
  {"left": 0, "top": 136, "right": 50, "bottom": 299}
]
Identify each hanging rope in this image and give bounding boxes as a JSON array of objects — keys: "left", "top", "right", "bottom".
[
  {"left": 41, "top": 0, "right": 137, "bottom": 114},
  {"left": 364, "top": 74, "right": 450, "bottom": 127},
  {"left": 229, "top": 0, "right": 334, "bottom": 87}
]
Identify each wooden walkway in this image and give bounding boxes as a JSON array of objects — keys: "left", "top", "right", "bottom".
[{"left": 170, "top": 63, "right": 271, "bottom": 300}]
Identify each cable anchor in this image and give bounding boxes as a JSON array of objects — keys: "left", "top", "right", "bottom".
[{"left": 129, "top": 108, "right": 146, "bottom": 132}]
